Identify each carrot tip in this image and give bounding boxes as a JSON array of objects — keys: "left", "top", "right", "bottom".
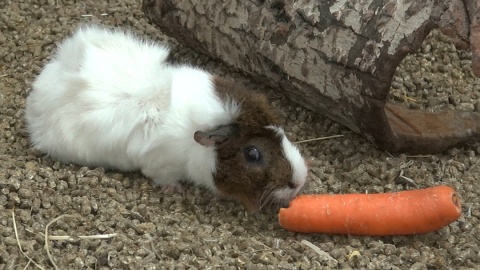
[{"left": 451, "top": 192, "right": 462, "bottom": 212}]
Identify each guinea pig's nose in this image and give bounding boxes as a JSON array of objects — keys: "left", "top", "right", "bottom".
[
  {"left": 279, "top": 200, "right": 290, "bottom": 208},
  {"left": 288, "top": 181, "right": 298, "bottom": 189},
  {"left": 293, "top": 179, "right": 307, "bottom": 197}
]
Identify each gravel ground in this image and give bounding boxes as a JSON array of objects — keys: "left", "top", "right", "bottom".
[{"left": 1, "top": 1, "right": 479, "bottom": 269}]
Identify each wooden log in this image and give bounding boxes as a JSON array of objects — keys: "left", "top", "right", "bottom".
[{"left": 143, "top": 0, "right": 480, "bottom": 154}]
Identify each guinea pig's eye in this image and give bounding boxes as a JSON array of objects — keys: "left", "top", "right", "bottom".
[{"left": 243, "top": 147, "right": 262, "bottom": 163}]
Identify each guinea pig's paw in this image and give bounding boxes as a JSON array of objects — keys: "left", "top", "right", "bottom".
[{"left": 158, "top": 183, "right": 185, "bottom": 194}]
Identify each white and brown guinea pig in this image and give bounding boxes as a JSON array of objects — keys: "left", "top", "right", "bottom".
[{"left": 25, "top": 24, "right": 308, "bottom": 212}]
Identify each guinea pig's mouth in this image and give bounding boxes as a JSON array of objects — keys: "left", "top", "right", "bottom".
[
  {"left": 271, "top": 185, "right": 304, "bottom": 206},
  {"left": 246, "top": 186, "right": 303, "bottom": 213},
  {"left": 236, "top": 192, "right": 282, "bottom": 213},
  {"left": 233, "top": 185, "right": 305, "bottom": 213}
]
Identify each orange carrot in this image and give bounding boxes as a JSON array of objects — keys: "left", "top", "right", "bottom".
[{"left": 278, "top": 185, "right": 461, "bottom": 236}]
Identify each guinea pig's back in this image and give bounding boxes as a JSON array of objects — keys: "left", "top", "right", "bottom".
[{"left": 25, "top": 25, "right": 173, "bottom": 170}]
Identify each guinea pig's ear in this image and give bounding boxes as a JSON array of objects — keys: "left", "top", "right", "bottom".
[{"left": 194, "top": 124, "right": 239, "bottom": 147}]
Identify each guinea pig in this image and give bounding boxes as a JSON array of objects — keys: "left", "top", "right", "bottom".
[{"left": 25, "top": 24, "right": 308, "bottom": 212}]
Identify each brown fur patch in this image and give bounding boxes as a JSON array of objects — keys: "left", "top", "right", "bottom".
[
  {"left": 213, "top": 77, "right": 280, "bottom": 130},
  {"left": 211, "top": 77, "right": 294, "bottom": 211}
]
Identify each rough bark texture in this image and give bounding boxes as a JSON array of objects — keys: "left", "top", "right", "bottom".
[{"left": 143, "top": 0, "right": 480, "bottom": 154}]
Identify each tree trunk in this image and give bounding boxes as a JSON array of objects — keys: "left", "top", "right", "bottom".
[{"left": 142, "top": 0, "right": 480, "bottom": 154}]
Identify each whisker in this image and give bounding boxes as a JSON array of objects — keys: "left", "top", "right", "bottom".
[
  {"left": 259, "top": 187, "right": 275, "bottom": 210},
  {"left": 264, "top": 188, "right": 280, "bottom": 207},
  {"left": 252, "top": 186, "right": 276, "bottom": 213},
  {"left": 258, "top": 186, "right": 273, "bottom": 206}
]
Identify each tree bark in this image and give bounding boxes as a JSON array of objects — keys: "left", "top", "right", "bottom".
[{"left": 143, "top": 0, "right": 480, "bottom": 154}]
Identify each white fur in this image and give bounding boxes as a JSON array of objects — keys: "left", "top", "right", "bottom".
[
  {"left": 25, "top": 25, "right": 239, "bottom": 190},
  {"left": 266, "top": 126, "right": 308, "bottom": 201}
]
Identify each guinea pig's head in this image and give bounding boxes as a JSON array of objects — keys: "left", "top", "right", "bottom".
[{"left": 193, "top": 77, "right": 309, "bottom": 212}]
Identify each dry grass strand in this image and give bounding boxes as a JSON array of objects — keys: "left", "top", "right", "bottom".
[
  {"left": 12, "top": 210, "right": 45, "bottom": 270},
  {"left": 295, "top": 135, "right": 344, "bottom": 144}
]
